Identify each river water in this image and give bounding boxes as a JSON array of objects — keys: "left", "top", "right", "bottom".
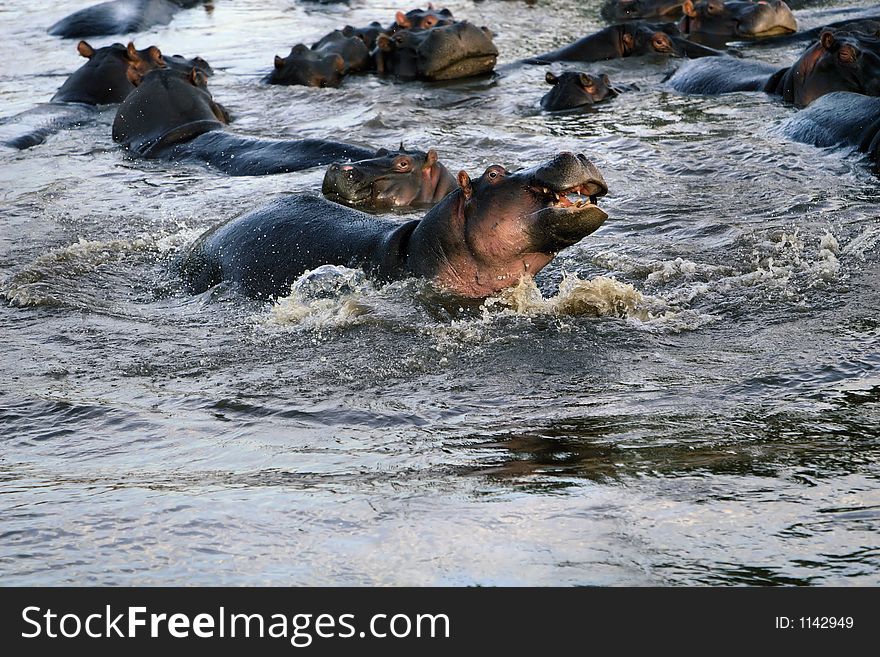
[{"left": 1, "top": 0, "right": 878, "bottom": 585}]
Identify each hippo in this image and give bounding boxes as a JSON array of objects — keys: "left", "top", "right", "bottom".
[
  {"left": 540, "top": 71, "right": 621, "bottom": 111},
  {"left": 266, "top": 44, "right": 345, "bottom": 88},
  {"left": 781, "top": 91, "right": 880, "bottom": 167},
  {"left": 523, "top": 21, "right": 725, "bottom": 64},
  {"left": 48, "top": 0, "right": 209, "bottom": 38},
  {"left": 322, "top": 146, "right": 458, "bottom": 209},
  {"left": 342, "top": 22, "right": 387, "bottom": 50},
  {"left": 600, "top": 0, "right": 686, "bottom": 22},
  {"left": 388, "top": 5, "right": 456, "bottom": 34},
  {"left": 373, "top": 21, "right": 498, "bottom": 80},
  {"left": 337, "top": 6, "right": 455, "bottom": 51},
  {"left": 667, "top": 27, "right": 880, "bottom": 107},
  {"left": 179, "top": 152, "right": 609, "bottom": 299},
  {"left": 678, "top": 0, "right": 798, "bottom": 43},
  {"left": 112, "top": 67, "right": 376, "bottom": 174},
  {"left": 0, "top": 40, "right": 189, "bottom": 150},
  {"left": 267, "top": 30, "right": 372, "bottom": 87}
]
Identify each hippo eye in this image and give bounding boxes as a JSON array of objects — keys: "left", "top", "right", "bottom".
[
  {"left": 485, "top": 166, "right": 506, "bottom": 182},
  {"left": 838, "top": 44, "right": 859, "bottom": 64},
  {"left": 394, "top": 157, "right": 412, "bottom": 171},
  {"left": 653, "top": 35, "right": 671, "bottom": 51}
]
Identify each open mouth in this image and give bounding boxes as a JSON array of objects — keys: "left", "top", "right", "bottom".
[{"left": 530, "top": 184, "right": 602, "bottom": 209}]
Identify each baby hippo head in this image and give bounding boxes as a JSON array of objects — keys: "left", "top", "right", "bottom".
[
  {"left": 541, "top": 71, "right": 618, "bottom": 111},
  {"left": 322, "top": 146, "right": 458, "bottom": 210}
]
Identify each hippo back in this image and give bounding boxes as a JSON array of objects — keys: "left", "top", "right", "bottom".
[{"left": 112, "top": 68, "right": 224, "bottom": 157}]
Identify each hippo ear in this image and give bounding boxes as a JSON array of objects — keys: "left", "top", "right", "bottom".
[
  {"left": 621, "top": 32, "right": 634, "bottom": 52},
  {"left": 395, "top": 11, "right": 411, "bottom": 28},
  {"left": 683, "top": 0, "right": 697, "bottom": 18},
  {"left": 274, "top": 55, "right": 285, "bottom": 69},
  {"left": 545, "top": 71, "right": 558, "bottom": 85},
  {"left": 423, "top": 149, "right": 438, "bottom": 169},
  {"left": 125, "top": 42, "right": 139, "bottom": 62},
  {"left": 457, "top": 170, "right": 472, "bottom": 201},
  {"left": 147, "top": 46, "right": 164, "bottom": 66},
  {"left": 342, "top": 25, "right": 354, "bottom": 37},
  {"left": 601, "top": 73, "right": 611, "bottom": 86},
  {"left": 579, "top": 73, "right": 595, "bottom": 88},
  {"left": 399, "top": 142, "right": 406, "bottom": 152},
  {"left": 189, "top": 67, "right": 207, "bottom": 88},
  {"left": 77, "top": 41, "right": 96, "bottom": 59},
  {"left": 820, "top": 30, "right": 835, "bottom": 50}
]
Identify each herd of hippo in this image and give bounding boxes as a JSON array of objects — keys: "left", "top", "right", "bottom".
[{"left": 4, "top": 0, "right": 880, "bottom": 301}]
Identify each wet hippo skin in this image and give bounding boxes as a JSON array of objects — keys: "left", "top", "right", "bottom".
[
  {"left": 667, "top": 27, "right": 880, "bottom": 107},
  {"left": 112, "top": 68, "right": 376, "bottom": 174},
  {"left": 48, "top": 0, "right": 209, "bottom": 39},
  {"left": 180, "top": 152, "right": 609, "bottom": 299}
]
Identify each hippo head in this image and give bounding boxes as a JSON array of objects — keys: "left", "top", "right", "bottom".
[
  {"left": 409, "top": 152, "right": 609, "bottom": 297},
  {"left": 773, "top": 28, "right": 880, "bottom": 107},
  {"left": 50, "top": 41, "right": 139, "bottom": 105},
  {"left": 342, "top": 22, "right": 386, "bottom": 50},
  {"left": 390, "top": 5, "right": 456, "bottom": 33},
  {"left": 601, "top": 0, "right": 686, "bottom": 22},
  {"left": 323, "top": 146, "right": 458, "bottom": 209},
  {"left": 267, "top": 44, "right": 345, "bottom": 87},
  {"left": 541, "top": 71, "right": 618, "bottom": 111},
  {"left": 680, "top": 0, "right": 797, "bottom": 38},
  {"left": 622, "top": 21, "right": 725, "bottom": 58},
  {"left": 375, "top": 21, "right": 498, "bottom": 80},
  {"left": 313, "top": 30, "right": 371, "bottom": 74}
]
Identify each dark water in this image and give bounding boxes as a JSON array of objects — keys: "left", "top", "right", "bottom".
[{"left": 1, "top": 0, "right": 878, "bottom": 585}]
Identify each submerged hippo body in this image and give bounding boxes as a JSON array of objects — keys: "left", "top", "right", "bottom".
[
  {"left": 668, "top": 27, "right": 880, "bottom": 106},
  {"left": 180, "top": 152, "right": 609, "bottom": 299},
  {"left": 601, "top": 0, "right": 686, "bottom": 22},
  {"left": 540, "top": 71, "right": 621, "bottom": 111},
  {"left": 322, "top": 146, "right": 457, "bottom": 209},
  {"left": 524, "top": 21, "right": 724, "bottom": 64},
  {"left": 1, "top": 40, "right": 171, "bottom": 150},
  {"left": 48, "top": 0, "right": 206, "bottom": 38},
  {"left": 781, "top": 91, "right": 880, "bottom": 165},
  {"left": 374, "top": 20, "right": 498, "bottom": 80},
  {"left": 113, "top": 68, "right": 374, "bottom": 174}
]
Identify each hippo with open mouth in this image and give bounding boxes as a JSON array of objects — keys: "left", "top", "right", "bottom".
[{"left": 180, "top": 152, "right": 609, "bottom": 299}]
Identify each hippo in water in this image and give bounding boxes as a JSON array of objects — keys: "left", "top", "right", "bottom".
[
  {"left": 1, "top": 40, "right": 205, "bottom": 150},
  {"left": 677, "top": 0, "right": 797, "bottom": 44},
  {"left": 112, "top": 67, "right": 377, "bottom": 174},
  {"left": 601, "top": 0, "right": 686, "bottom": 22},
  {"left": 48, "top": 0, "right": 210, "bottom": 38},
  {"left": 667, "top": 26, "right": 880, "bottom": 107},
  {"left": 523, "top": 21, "right": 725, "bottom": 64},
  {"left": 781, "top": 91, "right": 880, "bottom": 168},
  {"left": 322, "top": 146, "right": 458, "bottom": 210},
  {"left": 540, "top": 71, "right": 622, "bottom": 111},
  {"left": 267, "top": 31, "right": 372, "bottom": 87},
  {"left": 373, "top": 20, "right": 498, "bottom": 80},
  {"left": 180, "top": 152, "right": 609, "bottom": 299}
]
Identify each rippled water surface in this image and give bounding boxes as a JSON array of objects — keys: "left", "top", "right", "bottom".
[{"left": 1, "top": 0, "right": 879, "bottom": 585}]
